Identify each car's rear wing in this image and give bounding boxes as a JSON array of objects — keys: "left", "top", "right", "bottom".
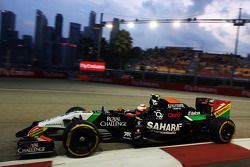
[{"left": 196, "top": 98, "right": 231, "bottom": 119}]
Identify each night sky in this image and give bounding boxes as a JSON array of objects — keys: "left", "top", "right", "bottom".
[{"left": 1, "top": 0, "right": 250, "bottom": 56}]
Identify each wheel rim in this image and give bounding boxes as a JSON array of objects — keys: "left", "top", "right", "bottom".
[
  {"left": 67, "top": 127, "right": 98, "bottom": 156},
  {"left": 220, "top": 121, "right": 235, "bottom": 142}
]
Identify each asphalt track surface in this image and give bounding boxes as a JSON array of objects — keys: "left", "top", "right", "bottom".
[{"left": 0, "top": 77, "right": 249, "bottom": 162}]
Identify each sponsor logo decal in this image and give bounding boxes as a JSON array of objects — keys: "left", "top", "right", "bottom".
[
  {"left": 147, "top": 122, "right": 182, "bottom": 134},
  {"left": 100, "top": 116, "right": 127, "bottom": 127},
  {"left": 188, "top": 111, "right": 200, "bottom": 116},
  {"left": 124, "top": 132, "right": 132, "bottom": 137},
  {"left": 17, "top": 143, "right": 45, "bottom": 154},
  {"left": 168, "top": 112, "right": 181, "bottom": 118},
  {"left": 45, "top": 123, "right": 63, "bottom": 127},
  {"left": 168, "top": 104, "right": 184, "bottom": 110},
  {"left": 123, "top": 131, "right": 132, "bottom": 139},
  {"left": 155, "top": 111, "right": 163, "bottom": 120},
  {"left": 213, "top": 103, "right": 231, "bottom": 117},
  {"left": 136, "top": 120, "right": 142, "bottom": 127},
  {"left": 214, "top": 103, "right": 226, "bottom": 111}
]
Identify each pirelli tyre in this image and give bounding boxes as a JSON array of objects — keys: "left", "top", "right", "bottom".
[
  {"left": 63, "top": 120, "right": 100, "bottom": 158},
  {"left": 65, "top": 106, "right": 85, "bottom": 114},
  {"left": 209, "top": 118, "right": 235, "bottom": 144}
]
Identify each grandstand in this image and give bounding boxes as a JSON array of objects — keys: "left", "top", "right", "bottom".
[{"left": 130, "top": 47, "right": 250, "bottom": 79}]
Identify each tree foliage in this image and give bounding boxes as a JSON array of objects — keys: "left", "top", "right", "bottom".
[
  {"left": 110, "top": 30, "right": 133, "bottom": 69},
  {"left": 78, "top": 29, "right": 135, "bottom": 70},
  {"left": 78, "top": 37, "right": 97, "bottom": 61},
  {"left": 100, "top": 38, "right": 110, "bottom": 61}
]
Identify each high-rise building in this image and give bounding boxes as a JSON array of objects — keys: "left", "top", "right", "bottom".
[
  {"left": 69, "top": 22, "right": 81, "bottom": 43},
  {"left": 0, "top": 10, "right": 16, "bottom": 41},
  {"left": 60, "top": 38, "right": 78, "bottom": 69},
  {"left": 52, "top": 14, "right": 63, "bottom": 67},
  {"left": 4, "top": 30, "right": 18, "bottom": 66},
  {"left": 22, "top": 35, "right": 32, "bottom": 65},
  {"left": 34, "top": 9, "right": 48, "bottom": 67},
  {"left": 52, "top": 42, "right": 62, "bottom": 66},
  {"left": 0, "top": 10, "right": 16, "bottom": 66},
  {"left": 110, "top": 18, "right": 120, "bottom": 42},
  {"left": 34, "top": 10, "right": 47, "bottom": 50},
  {"left": 44, "top": 26, "right": 55, "bottom": 67},
  {"left": 55, "top": 14, "right": 63, "bottom": 41},
  {"left": 65, "top": 23, "right": 81, "bottom": 69},
  {"left": 82, "top": 11, "right": 98, "bottom": 42},
  {"left": 81, "top": 11, "right": 102, "bottom": 61},
  {"left": 23, "top": 35, "right": 32, "bottom": 46},
  {"left": 89, "top": 11, "right": 96, "bottom": 27},
  {"left": 82, "top": 26, "right": 99, "bottom": 44}
]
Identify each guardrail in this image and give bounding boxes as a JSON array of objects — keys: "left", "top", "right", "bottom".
[
  {"left": 0, "top": 68, "right": 67, "bottom": 78},
  {"left": 79, "top": 75, "right": 250, "bottom": 98}
]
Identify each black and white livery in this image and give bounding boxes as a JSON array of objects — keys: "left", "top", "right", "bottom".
[{"left": 16, "top": 96, "right": 235, "bottom": 158}]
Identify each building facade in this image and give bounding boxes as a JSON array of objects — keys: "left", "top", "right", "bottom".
[
  {"left": 0, "top": 10, "right": 15, "bottom": 41},
  {"left": 55, "top": 14, "right": 63, "bottom": 42},
  {"left": 0, "top": 10, "right": 16, "bottom": 66},
  {"left": 69, "top": 22, "right": 81, "bottom": 44},
  {"left": 34, "top": 9, "right": 48, "bottom": 67}
]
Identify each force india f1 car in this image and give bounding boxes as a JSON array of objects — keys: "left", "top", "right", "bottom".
[{"left": 16, "top": 97, "right": 235, "bottom": 158}]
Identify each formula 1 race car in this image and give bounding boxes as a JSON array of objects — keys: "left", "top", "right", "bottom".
[{"left": 16, "top": 96, "right": 235, "bottom": 158}]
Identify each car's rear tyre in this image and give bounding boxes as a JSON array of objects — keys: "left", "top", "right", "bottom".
[
  {"left": 65, "top": 106, "right": 85, "bottom": 114},
  {"left": 209, "top": 118, "right": 235, "bottom": 143},
  {"left": 63, "top": 120, "right": 99, "bottom": 158}
]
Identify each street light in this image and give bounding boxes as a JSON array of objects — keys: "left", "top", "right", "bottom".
[
  {"left": 172, "top": 20, "right": 181, "bottom": 28},
  {"left": 127, "top": 22, "right": 135, "bottom": 28},
  {"left": 230, "top": 8, "right": 244, "bottom": 86},
  {"left": 105, "top": 23, "right": 113, "bottom": 29},
  {"left": 223, "top": 22, "right": 231, "bottom": 28},
  {"left": 149, "top": 21, "right": 158, "bottom": 29}
]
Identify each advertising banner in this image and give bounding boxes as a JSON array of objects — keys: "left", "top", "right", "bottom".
[{"left": 80, "top": 61, "right": 106, "bottom": 72}]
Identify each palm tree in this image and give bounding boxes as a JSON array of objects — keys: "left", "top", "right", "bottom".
[{"left": 110, "top": 30, "right": 133, "bottom": 69}]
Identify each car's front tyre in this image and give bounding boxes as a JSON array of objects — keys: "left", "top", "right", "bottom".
[{"left": 63, "top": 120, "right": 99, "bottom": 158}]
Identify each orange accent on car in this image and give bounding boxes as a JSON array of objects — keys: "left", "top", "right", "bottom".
[
  {"left": 165, "top": 98, "right": 180, "bottom": 103},
  {"left": 126, "top": 113, "right": 136, "bottom": 118},
  {"left": 39, "top": 135, "right": 53, "bottom": 142}
]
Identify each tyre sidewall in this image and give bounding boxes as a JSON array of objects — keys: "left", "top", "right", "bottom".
[
  {"left": 210, "top": 118, "right": 235, "bottom": 143},
  {"left": 63, "top": 120, "right": 99, "bottom": 157}
]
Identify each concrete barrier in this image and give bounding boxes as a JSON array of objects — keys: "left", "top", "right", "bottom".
[{"left": 79, "top": 75, "right": 250, "bottom": 98}]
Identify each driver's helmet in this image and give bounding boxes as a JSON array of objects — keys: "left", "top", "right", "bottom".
[
  {"left": 136, "top": 104, "right": 147, "bottom": 113},
  {"left": 117, "top": 107, "right": 125, "bottom": 112},
  {"left": 151, "top": 94, "right": 160, "bottom": 100}
]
